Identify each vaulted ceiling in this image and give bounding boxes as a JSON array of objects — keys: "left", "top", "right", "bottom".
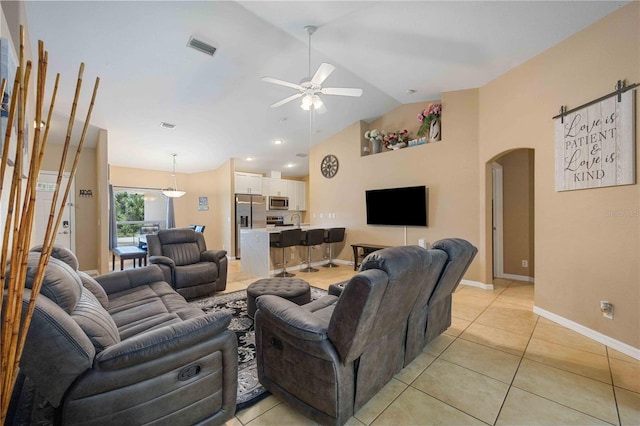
[{"left": 24, "top": 1, "right": 626, "bottom": 176}]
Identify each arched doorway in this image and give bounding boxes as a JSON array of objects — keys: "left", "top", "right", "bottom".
[{"left": 491, "top": 149, "right": 535, "bottom": 282}]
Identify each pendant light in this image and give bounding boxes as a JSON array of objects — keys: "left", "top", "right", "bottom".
[{"left": 162, "top": 154, "right": 186, "bottom": 198}]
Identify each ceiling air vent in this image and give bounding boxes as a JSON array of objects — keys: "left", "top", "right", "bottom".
[
  {"left": 296, "top": 153, "right": 308, "bottom": 158},
  {"left": 160, "top": 122, "right": 176, "bottom": 130},
  {"left": 187, "top": 37, "right": 217, "bottom": 56}
]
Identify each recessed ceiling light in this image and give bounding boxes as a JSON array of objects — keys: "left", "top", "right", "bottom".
[
  {"left": 245, "top": 157, "right": 254, "bottom": 161},
  {"left": 273, "top": 140, "right": 283, "bottom": 145},
  {"left": 160, "top": 122, "right": 176, "bottom": 129},
  {"left": 296, "top": 153, "right": 308, "bottom": 158},
  {"left": 406, "top": 89, "right": 417, "bottom": 94},
  {"left": 286, "top": 163, "right": 295, "bottom": 168}
]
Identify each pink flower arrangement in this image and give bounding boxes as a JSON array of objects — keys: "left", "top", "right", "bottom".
[
  {"left": 383, "top": 129, "right": 411, "bottom": 148},
  {"left": 417, "top": 103, "right": 442, "bottom": 136}
]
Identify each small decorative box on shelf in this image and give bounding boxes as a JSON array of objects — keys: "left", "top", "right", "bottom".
[{"left": 408, "top": 137, "right": 427, "bottom": 147}]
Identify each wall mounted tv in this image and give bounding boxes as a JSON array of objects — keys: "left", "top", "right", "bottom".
[{"left": 365, "top": 185, "right": 428, "bottom": 227}]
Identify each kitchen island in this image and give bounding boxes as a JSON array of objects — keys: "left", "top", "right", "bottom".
[{"left": 240, "top": 225, "right": 324, "bottom": 278}]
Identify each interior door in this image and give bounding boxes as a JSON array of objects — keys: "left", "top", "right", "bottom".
[{"left": 34, "top": 171, "right": 75, "bottom": 251}]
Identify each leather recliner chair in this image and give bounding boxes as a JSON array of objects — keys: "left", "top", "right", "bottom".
[
  {"left": 147, "top": 228, "right": 228, "bottom": 300},
  {"left": 404, "top": 238, "right": 478, "bottom": 365},
  {"left": 10, "top": 247, "right": 238, "bottom": 425},
  {"left": 254, "top": 245, "right": 432, "bottom": 426}
]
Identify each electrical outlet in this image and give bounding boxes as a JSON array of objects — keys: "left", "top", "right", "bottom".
[
  {"left": 600, "top": 301, "right": 614, "bottom": 319},
  {"left": 290, "top": 252, "right": 295, "bottom": 260},
  {"left": 522, "top": 260, "right": 528, "bottom": 268}
]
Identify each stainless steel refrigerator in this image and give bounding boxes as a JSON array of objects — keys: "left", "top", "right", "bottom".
[{"left": 235, "top": 194, "right": 266, "bottom": 259}]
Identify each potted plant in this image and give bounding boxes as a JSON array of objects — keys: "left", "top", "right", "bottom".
[
  {"left": 364, "top": 129, "right": 386, "bottom": 154},
  {"left": 417, "top": 103, "right": 442, "bottom": 141},
  {"left": 384, "top": 129, "right": 411, "bottom": 150}
]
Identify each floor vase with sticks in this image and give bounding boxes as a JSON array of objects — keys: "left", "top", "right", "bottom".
[{"left": 0, "top": 26, "right": 99, "bottom": 423}]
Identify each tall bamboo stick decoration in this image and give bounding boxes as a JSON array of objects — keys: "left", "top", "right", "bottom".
[
  {"left": 17, "top": 73, "right": 100, "bottom": 379},
  {"left": 0, "top": 24, "right": 99, "bottom": 421}
]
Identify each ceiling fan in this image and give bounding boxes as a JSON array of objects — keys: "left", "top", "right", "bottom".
[{"left": 261, "top": 25, "right": 363, "bottom": 113}]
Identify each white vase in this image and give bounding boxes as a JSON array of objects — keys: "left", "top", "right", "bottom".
[
  {"left": 372, "top": 139, "right": 382, "bottom": 154},
  {"left": 429, "top": 119, "right": 441, "bottom": 142}
]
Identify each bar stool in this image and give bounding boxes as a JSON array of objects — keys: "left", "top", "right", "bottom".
[
  {"left": 270, "top": 228, "right": 302, "bottom": 277},
  {"left": 323, "top": 227, "right": 345, "bottom": 268},
  {"left": 299, "top": 228, "right": 325, "bottom": 273}
]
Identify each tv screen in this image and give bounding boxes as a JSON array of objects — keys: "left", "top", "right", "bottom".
[{"left": 365, "top": 186, "right": 428, "bottom": 226}]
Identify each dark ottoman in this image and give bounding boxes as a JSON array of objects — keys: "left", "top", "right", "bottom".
[{"left": 247, "top": 278, "right": 311, "bottom": 318}]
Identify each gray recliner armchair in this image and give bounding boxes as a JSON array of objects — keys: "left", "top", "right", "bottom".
[
  {"left": 11, "top": 247, "right": 237, "bottom": 425},
  {"left": 404, "top": 238, "right": 477, "bottom": 365},
  {"left": 147, "top": 228, "right": 228, "bottom": 300},
  {"left": 254, "top": 245, "right": 432, "bottom": 426}
]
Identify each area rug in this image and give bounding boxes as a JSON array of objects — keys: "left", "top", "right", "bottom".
[{"left": 189, "top": 286, "right": 328, "bottom": 410}]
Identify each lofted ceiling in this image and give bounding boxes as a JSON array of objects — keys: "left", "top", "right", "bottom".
[{"left": 23, "top": 1, "right": 626, "bottom": 177}]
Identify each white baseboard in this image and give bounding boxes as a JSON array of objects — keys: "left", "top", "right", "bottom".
[
  {"left": 533, "top": 306, "right": 640, "bottom": 361},
  {"left": 497, "top": 273, "right": 535, "bottom": 283},
  {"left": 460, "top": 279, "right": 494, "bottom": 290}
]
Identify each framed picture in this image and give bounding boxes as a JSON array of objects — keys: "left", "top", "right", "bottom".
[
  {"left": 555, "top": 90, "right": 636, "bottom": 191},
  {"left": 0, "top": 37, "right": 17, "bottom": 167}
]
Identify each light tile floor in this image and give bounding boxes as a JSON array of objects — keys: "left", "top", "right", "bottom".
[{"left": 223, "top": 260, "right": 640, "bottom": 426}]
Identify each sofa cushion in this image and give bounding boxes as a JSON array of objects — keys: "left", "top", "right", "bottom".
[
  {"left": 77, "top": 271, "right": 109, "bottom": 309},
  {"left": 162, "top": 243, "right": 201, "bottom": 266},
  {"left": 107, "top": 281, "right": 205, "bottom": 340},
  {"left": 71, "top": 288, "right": 120, "bottom": 352},
  {"left": 174, "top": 262, "right": 218, "bottom": 287},
  {"left": 30, "top": 245, "right": 80, "bottom": 271},
  {"left": 25, "top": 254, "right": 82, "bottom": 314}
]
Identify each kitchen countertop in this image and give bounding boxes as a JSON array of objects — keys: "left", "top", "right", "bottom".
[{"left": 242, "top": 224, "right": 313, "bottom": 233}]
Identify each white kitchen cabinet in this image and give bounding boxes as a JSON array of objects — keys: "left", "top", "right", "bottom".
[
  {"left": 235, "top": 172, "right": 262, "bottom": 194},
  {"left": 268, "top": 178, "right": 288, "bottom": 197},
  {"left": 295, "top": 181, "right": 307, "bottom": 211},
  {"left": 286, "top": 180, "right": 307, "bottom": 211}
]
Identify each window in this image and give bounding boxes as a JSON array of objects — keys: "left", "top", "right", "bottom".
[{"left": 114, "top": 187, "right": 166, "bottom": 246}]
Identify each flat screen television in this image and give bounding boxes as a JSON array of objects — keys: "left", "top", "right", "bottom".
[{"left": 365, "top": 185, "right": 428, "bottom": 226}]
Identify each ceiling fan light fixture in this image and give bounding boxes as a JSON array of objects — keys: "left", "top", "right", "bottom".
[
  {"left": 312, "top": 95, "right": 323, "bottom": 109},
  {"left": 301, "top": 95, "right": 313, "bottom": 110}
]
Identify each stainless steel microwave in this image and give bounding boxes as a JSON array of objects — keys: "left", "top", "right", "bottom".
[{"left": 269, "top": 196, "right": 289, "bottom": 210}]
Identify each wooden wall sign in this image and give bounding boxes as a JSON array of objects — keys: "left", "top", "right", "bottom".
[{"left": 555, "top": 90, "right": 635, "bottom": 191}]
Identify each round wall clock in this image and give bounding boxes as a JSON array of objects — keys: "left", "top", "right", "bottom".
[{"left": 320, "top": 154, "right": 339, "bottom": 178}]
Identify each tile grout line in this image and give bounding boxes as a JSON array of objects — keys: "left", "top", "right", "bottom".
[
  {"left": 491, "top": 310, "right": 539, "bottom": 425},
  {"left": 606, "top": 346, "right": 623, "bottom": 426}
]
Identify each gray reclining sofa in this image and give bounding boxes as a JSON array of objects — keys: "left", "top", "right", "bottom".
[
  {"left": 11, "top": 247, "right": 237, "bottom": 425},
  {"left": 254, "top": 239, "right": 477, "bottom": 426}
]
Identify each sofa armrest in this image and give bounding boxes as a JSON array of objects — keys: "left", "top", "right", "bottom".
[
  {"left": 95, "top": 312, "right": 231, "bottom": 370},
  {"left": 148, "top": 255, "right": 175, "bottom": 284},
  {"left": 256, "top": 295, "right": 329, "bottom": 341},
  {"left": 95, "top": 265, "right": 166, "bottom": 295},
  {"left": 201, "top": 249, "right": 227, "bottom": 263},
  {"left": 328, "top": 280, "right": 350, "bottom": 296},
  {"left": 149, "top": 255, "right": 175, "bottom": 268}
]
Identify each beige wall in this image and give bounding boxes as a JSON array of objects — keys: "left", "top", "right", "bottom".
[
  {"left": 309, "top": 90, "right": 481, "bottom": 281},
  {"left": 186, "top": 159, "right": 233, "bottom": 252},
  {"left": 496, "top": 149, "right": 534, "bottom": 277},
  {"left": 110, "top": 160, "right": 234, "bottom": 254},
  {"left": 40, "top": 144, "right": 99, "bottom": 270},
  {"left": 479, "top": 3, "right": 639, "bottom": 347},
  {"left": 109, "top": 165, "right": 190, "bottom": 225}
]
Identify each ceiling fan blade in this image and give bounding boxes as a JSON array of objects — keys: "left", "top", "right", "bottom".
[
  {"left": 320, "top": 87, "right": 363, "bottom": 97},
  {"left": 311, "top": 63, "right": 335, "bottom": 85},
  {"left": 270, "top": 93, "right": 303, "bottom": 108},
  {"left": 261, "top": 76, "right": 302, "bottom": 90}
]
